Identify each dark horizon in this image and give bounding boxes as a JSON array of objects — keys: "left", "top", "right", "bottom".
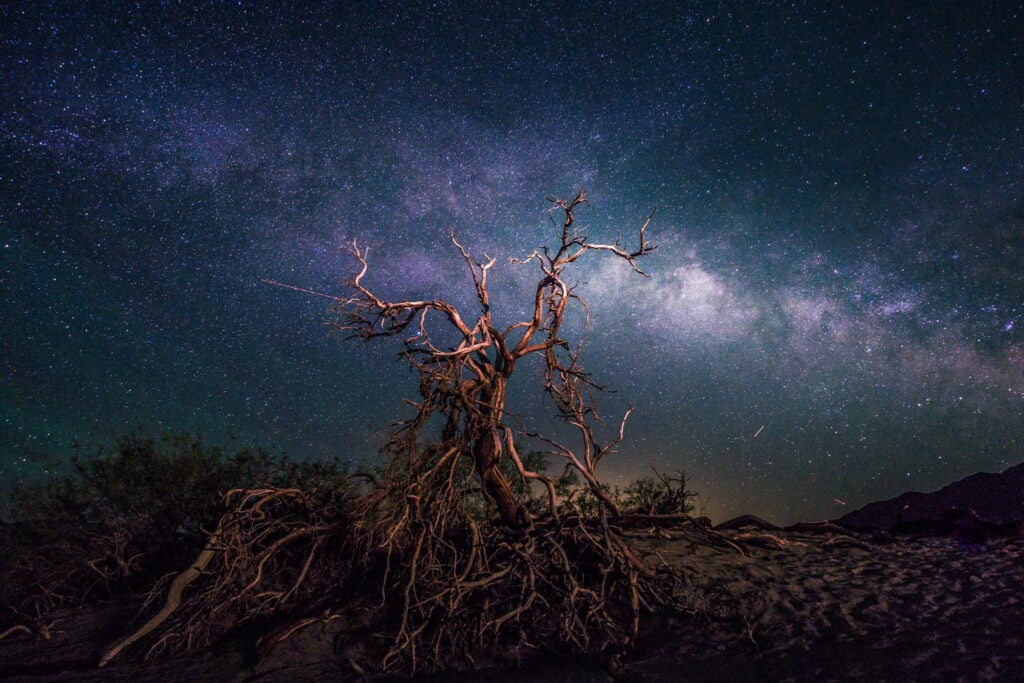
[{"left": 3, "top": 2, "right": 1022, "bottom": 525}]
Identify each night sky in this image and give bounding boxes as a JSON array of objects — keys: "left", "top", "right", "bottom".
[{"left": 3, "top": 2, "right": 1023, "bottom": 524}]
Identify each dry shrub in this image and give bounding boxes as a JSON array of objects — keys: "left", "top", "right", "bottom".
[{"left": 0, "top": 433, "right": 354, "bottom": 638}]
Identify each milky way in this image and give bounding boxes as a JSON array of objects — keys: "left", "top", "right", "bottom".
[{"left": 2, "top": 2, "right": 1022, "bottom": 523}]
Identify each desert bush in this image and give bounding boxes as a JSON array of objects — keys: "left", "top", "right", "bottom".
[
  {"left": 0, "top": 432, "right": 356, "bottom": 629},
  {"left": 553, "top": 466, "right": 697, "bottom": 517},
  {"left": 619, "top": 469, "right": 697, "bottom": 515},
  {"left": 10, "top": 432, "right": 352, "bottom": 528}
]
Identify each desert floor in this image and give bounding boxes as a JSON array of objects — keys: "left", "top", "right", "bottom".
[{"left": 3, "top": 524, "right": 1022, "bottom": 682}]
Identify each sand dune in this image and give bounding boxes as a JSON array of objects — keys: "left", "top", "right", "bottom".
[{"left": 3, "top": 522, "right": 1022, "bottom": 681}]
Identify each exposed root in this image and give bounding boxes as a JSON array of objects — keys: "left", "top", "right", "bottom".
[
  {"left": 700, "top": 528, "right": 750, "bottom": 556},
  {"left": 734, "top": 532, "right": 806, "bottom": 550},
  {"left": 0, "top": 624, "right": 32, "bottom": 641},
  {"left": 95, "top": 487, "right": 348, "bottom": 665},
  {"left": 375, "top": 514, "right": 658, "bottom": 673},
  {"left": 99, "top": 521, "right": 225, "bottom": 666},
  {"left": 92, "top": 471, "right": 698, "bottom": 676},
  {"left": 822, "top": 535, "right": 873, "bottom": 551}
]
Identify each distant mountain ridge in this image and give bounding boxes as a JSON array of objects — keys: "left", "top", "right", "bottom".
[{"left": 836, "top": 461, "right": 1024, "bottom": 531}]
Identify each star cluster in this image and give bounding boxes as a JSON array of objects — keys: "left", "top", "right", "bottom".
[{"left": 2, "top": 2, "right": 1022, "bottom": 523}]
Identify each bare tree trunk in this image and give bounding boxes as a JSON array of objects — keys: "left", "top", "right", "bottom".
[
  {"left": 475, "top": 440, "right": 527, "bottom": 528},
  {"left": 470, "top": 379, "right": 530, "bottom": 529}
]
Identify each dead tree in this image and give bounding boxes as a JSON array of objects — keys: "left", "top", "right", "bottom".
[
  {"left": 102, "top": 190, "right": 671, "bottom": 673},
  {"left": 328, "top": 189, "right": 655, "bottom": 529}
]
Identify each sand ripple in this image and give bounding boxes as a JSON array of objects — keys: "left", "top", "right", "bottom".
[{"left": 625, "top": 528, "right": 1024, "bottom": 681}]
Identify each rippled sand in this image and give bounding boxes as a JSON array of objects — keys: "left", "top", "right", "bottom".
[{"left": 622, "top": 525, "right": 1024, "bottom": 681}]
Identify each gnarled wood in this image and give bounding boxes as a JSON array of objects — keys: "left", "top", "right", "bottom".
[{"left": 301, "top": 190, "right": 656, "bottom": 527}]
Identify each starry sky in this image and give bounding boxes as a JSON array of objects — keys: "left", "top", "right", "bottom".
[{"left": 3, "top": 2, "right": 1023, "bottom": 524}]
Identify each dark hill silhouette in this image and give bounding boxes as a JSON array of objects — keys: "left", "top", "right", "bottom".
[{"left": 836, "top": 461, "right": 1024, "bottom": 533}]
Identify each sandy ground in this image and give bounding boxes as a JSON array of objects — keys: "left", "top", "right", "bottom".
[
  {"left": 623, "top": 525, "right": 1024, "bottom": 681},
  {"left": 3, "top": 525, "right": 1022, "bottom": 682}
]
